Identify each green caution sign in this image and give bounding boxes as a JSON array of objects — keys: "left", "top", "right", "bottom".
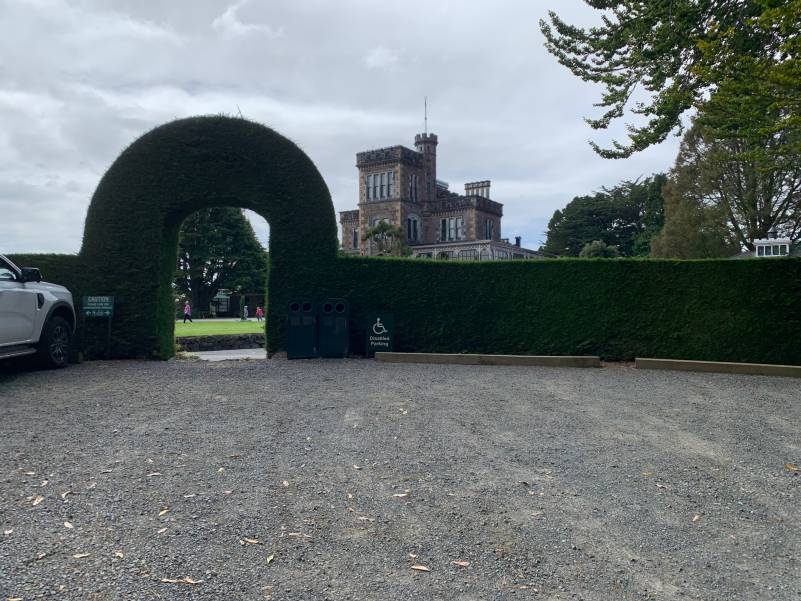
[
  {"left": 366, "top": 314, "right": 393, "bottom": 357},
  {"left": 82, "top": 296, "right": 114, "bottom": 318}
]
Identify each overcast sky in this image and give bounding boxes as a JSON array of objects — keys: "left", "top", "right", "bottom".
[{"left": 0, "top": 0, "right": 681, "bottom": 253}]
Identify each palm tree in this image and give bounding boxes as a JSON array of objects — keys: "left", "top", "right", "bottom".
[{"left": 363, "top": 221, "right": 406, "bottom": 256}]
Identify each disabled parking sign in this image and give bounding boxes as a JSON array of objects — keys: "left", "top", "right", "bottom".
[{"left": 366, "top": 313, "right": 394, "bottom": 357}]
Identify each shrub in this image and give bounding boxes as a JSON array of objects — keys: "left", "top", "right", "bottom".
[
  {"left": 77, "top": 115, "right": 337, "bottom": 358},
  {"left": 579, "top": 240, "right": 620, "bottom": 258}
]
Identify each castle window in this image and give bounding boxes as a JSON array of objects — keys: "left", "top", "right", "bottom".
[
  {"left": 352, "top": 228, "right": 358, "bottom": 249},
  {"left": 380, "top": 172, "right": 386, "bottom": 198},
  {"left": 388, "top": 171, "right": 395, "bottom": 197},
  {"left": 409, "top": 174, "right": 419, "bottom": 202},
  {"left": 407, "top": 215, "right": 420, "bottom": 242},
  {"left": 366, "top": 175, "right": 371, "bottom": 200},
  {"left": 484, "top": 219, "right": 494, "bottom": 240},
  {"left": 372, "top": 175, "right": 378, "bottom": 199},
  {"left": 440, "top": 216, "right": 465, "bottom": 241}
]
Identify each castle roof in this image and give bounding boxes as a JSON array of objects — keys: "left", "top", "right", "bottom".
[
  {"left": 430, "top": 188, "right": 503, "bottom": 216},
  {"left": 356, "top": 145, "right": 424, "bottom": 168}
]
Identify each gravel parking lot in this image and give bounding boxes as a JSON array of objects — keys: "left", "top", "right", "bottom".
[{"left": 1, "top": 359, "right": 799, "bottom": 600}]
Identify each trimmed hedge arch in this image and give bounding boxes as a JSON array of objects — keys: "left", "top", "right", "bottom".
[{"left": 79, "top": 116, "right": 337, "bottom": 358}]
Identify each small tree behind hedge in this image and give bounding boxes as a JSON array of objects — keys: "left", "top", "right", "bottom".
[
  {"left": 579, "top": 240, "right": 620, "bottom": 258},
  {"left": 363, "top": 221, "right": 406, "bottom": 256}
]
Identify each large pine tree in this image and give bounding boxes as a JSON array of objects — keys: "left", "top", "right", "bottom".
[
  {"left": 540, "top": 1, "right": 801, "bottom": 162},
  {"left": 542, "top": 175, "right": 667, "bottom": 257}
]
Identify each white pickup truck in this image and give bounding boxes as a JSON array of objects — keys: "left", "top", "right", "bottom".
[{"left": 0, "top": 254, "right": 76, "bottom": 367}]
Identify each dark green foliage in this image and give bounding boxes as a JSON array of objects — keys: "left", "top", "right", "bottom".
[
  {"left": 579, "top": 241, "right": 620, "bottom": 258},
  {"left": 543, "top": 175, "right": 666, "bottom": 257},
  {"left": 362, "top": 221, "right": 406, "bottom": 256},
  {"left": 78, "top": 115, "right": 337, "bottom": 358},
  {"left": 11, "top": 253, "right": 801, "bottom": 365},
  {"left": 695, "top": 1, "right": 801, "bottom": 167},
  {"left": 315, "top": 256, "right": 801, "bottom": 365},
  {"left": 176, "top": 207, "right": 268, "bottom": 312},
  {"left": 661, "top": 121, "right": 801, "bottom": 251},
  {"left": 539, "top": 1, "right": 800, "bottom": 161},
  {"left": 650, "top": 182, "right": 739, "bottom": 259},
  {"left": 7, "top": 254, "right": 83, "bottom": 296}
]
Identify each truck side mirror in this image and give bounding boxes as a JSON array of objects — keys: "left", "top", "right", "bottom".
[{"left": 21, "top": 267, "right": 42, "bottom": 283}]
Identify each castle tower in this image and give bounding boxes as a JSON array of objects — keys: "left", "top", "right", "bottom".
[{"left": 414, "top": 133, "right": 437, "bottom": 204}]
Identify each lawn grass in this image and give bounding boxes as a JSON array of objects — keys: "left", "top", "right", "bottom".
[{"left": 175, "top": 320, "right": 265, "bottom": 338}]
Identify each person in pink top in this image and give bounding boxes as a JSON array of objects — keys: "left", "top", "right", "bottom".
[
  {"left": 255, "top": 305, "right": 264, "bottom": 322},
  {"left": 183, "top": 301, "right": 193, "bottom": 323}
]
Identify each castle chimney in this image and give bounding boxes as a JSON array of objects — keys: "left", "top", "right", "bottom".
[
  {"left": 465, "top": 180, "right": 491, "bottom": 199},
  {"left": 515, "top": 236, "right": 521, "bottom": 247}
]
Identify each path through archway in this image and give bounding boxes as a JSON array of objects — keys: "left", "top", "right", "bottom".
[{"left": 79, "top": 116, "right": 338, "bottom": 358}]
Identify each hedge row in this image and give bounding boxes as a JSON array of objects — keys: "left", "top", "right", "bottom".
[
  {"left": 8, "top": 254, "right": 83, "bottom": 296},
  {"left": 317, "top": 256, "right": 801, "bottom": 365},
  {"left": 14, "top": 249, "right": 801, "bottom": 365}
]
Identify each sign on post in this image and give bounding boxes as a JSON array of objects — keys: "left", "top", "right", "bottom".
[
  {"left": 366, "top": 313, "right": 394, "bottom": 357},
  {"left": 82, "top": 296, "right": 114, "bottom": 359},
  {"left": 82, "top": 296, "right": 114, "bottom": 318}
]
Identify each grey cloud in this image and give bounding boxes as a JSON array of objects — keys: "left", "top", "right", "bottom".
[
  {"left": 1, "top": 0, "right": 681, "bottom": 253},
  {"left": 211, "top": 0, "right": 283, "bottom": 38}
]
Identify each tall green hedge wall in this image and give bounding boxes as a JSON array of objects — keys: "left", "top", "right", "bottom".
[
  {"left": 77, "top": 115, "right": 337, "bottom": 358},
  {"left": 11, "top": 251, "right": 801, "bottom": 365},
  {"left": 321, "top": 256, "right": 801, "bottom": 364},
  {"left": 10, "top": 116, "right": 801, "bottom": 365}
]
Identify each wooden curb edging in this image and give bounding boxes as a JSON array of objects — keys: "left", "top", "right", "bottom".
[
  {"left": 375, "top": 352, "right": 601, "bottom": 368},
  {"left": 635, "top": 357, "right": 801, "bottom": 379}
]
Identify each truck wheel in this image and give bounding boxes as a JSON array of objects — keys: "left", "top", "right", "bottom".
[{"left": 37, "top": 316, "right": 72, "bottom": 368}]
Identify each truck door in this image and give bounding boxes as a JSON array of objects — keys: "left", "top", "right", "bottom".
[{"left": 0, "top": 258, "right": 36, "bottom": 345}]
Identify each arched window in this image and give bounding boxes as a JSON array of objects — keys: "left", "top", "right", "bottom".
[{"left": 352, "top": 228, "right": 358, "bottom": 249}]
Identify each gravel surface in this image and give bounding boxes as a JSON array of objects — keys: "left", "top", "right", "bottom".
[{"left": 1, "top": 359, "right": 799, "bottom": 600}]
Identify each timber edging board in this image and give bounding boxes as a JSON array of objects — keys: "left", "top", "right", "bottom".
[
  {"left": 374, "top": 353, "right": 601, "bottom": 368},
  {"left": 635, "top": 358, "right": 801, "bottom": 379}
]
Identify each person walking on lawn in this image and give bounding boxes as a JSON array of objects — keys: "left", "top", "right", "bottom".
[
  {"left": 256, "top": 306, "right": 264, "bottom": 322},
  {"left": 183, "top": 301, "right": 193, "bottom": 323}
]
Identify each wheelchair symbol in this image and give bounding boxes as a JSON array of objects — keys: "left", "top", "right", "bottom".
[{"left": 372, "top": 318, "right": 388, "bottom": 335}]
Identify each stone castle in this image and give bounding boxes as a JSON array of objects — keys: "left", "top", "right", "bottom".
[{"left": 339, "top": 132, "right": 541, "bottom": 260}]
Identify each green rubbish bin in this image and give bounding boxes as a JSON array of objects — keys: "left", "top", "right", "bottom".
[
  {"left": 287, "top": 299, "right": 317, "bottom": 359},
  {"left": 318, "top": 298, "right": 349, "bottom": 358}
]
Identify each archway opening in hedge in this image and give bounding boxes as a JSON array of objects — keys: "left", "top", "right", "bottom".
[
  {"left": 79, "top": 116, "right": 338, "bottom": 359},
  {"left": 174, "top": 207, "right": 269, "bottom": 321}
]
